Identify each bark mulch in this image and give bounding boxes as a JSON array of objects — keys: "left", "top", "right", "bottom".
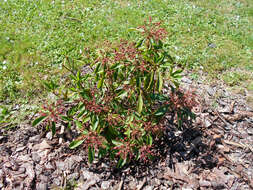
[{"left": 0, "top": 77, "right": 252, "bottom": 190}]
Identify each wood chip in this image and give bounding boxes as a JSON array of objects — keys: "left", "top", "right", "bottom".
[
  {"left": 223, "top": 140, "right": 253, "bottom": 152},
  {"left": 137, "top": 178, "right": 146, "bottom": 190},
  {"left": 117, "top": 179, "right": 124, "bottom": 190}
]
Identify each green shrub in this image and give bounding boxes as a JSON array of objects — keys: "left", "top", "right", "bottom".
[{"left": 33, "top": 19, "right": 197, "bottom": 167}]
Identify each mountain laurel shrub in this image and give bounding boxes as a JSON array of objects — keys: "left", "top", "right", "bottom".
[{"left": 33, "top": 19, "right": 197, "bottom": 167}]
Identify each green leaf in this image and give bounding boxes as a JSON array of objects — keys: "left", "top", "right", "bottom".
[
  {"left": 83, "top": 116, "right": 90, "bottom": 123},
  {"left": 158, "top": 71, "right": 163, "bottom": 92},
  {"left": 136, "top": 76, "right": 141, "bottom": 89},
  {"left": 154, "top": 105, "right": 168, "bottom": 116},
  {"left": 80, "top": 89, "right": 91, "bottom": 100},
  {"left": 160, "top": 63, "right": 171, "bottom": 68},
  {"left": 136, "top": 38, "right": 144, "bottom": 48},
  {"left": 69, "top": 139, "right": 84, "bottom": 149},
  {"left": 82, "top": 129, "right": 89, "bottom": 135},
  {"left": 76, "top": 71, "right": 81, "bottom": 81},
  {"left": 94, "top": 63, "right": 101, "bottom": 73},
  {"left": 144, "top": 73, "right": 151, "bottom": 89},
  {"left": 117, "top": 90, "right": 128, "bottom": 99},
  {"left": 117, "top": 157, "right": 127, "bottom": 168},
  {"left": 112, "top": 140, "right": 124, "bottom": 146},
  {"left": 150, "top": 93, "right": 168, "bottom": 101},
  {"left": 91, "top": 117, "right": 99, "bottom": 131},
  {"left": 137, "top": 92, "right": 143, "bottom": 113},
  {"left": 124, "top": 128, "right": 131, "bottom": 138},
  {"left": 111, "top": 63, "right": 122, "bottom": 70},
  {"left": 147, "top": 71, "right": 154, "bottom": 90},
  {"left": 32, "top": 115, "right": 47, "bottom": 126},
  {"left": 61, "top": 116, "right": 73, "bottom": 121},
  {"left": 75, "top": 120, "right": 82, "bottom": 129},
  {"left": 171, "top": 69, "right": 183, "bottom": 76},
  {"left": 88, "top": 146, "right": 95, "bottom": 163},
  {"left": 147, "top": 135, "right": 153, "bottom": 145},
  {"left": 51, "top": 121, "right": 56, "bottom": 136},
  {"left": 97, "top": 77, "right": 104, "bottom": 89}
]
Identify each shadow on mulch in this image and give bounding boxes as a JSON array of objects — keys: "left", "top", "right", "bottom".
[{"left": 86, "top": 123, "right": 217, "bottom": 181}]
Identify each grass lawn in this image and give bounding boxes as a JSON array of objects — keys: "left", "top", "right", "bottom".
[{"left": 0, "top": 0, "right": 252, "bottom": 124}]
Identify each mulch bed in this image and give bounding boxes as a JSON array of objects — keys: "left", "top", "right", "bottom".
[{"left": 0, "top": 77, "right": 252, "bottom": 190}]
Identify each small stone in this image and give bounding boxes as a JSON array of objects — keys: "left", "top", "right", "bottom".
[
  {"left": 32, "top": 152, "right": 41, "bottom": 163},
  {"left": 182, "top": 188, "right": 193, "bottom": 190},
  {"left": 182, "top": 77, "right": 192, "bottom": 84},
  {"left": 19, "top": 167, "right": 26, "bottom": 173},
  {"left": 128, "top": 180, "right": 137, "bottom": 189},
  {"left": 39, "top": 175, "right": 49, "bottom": 183},
  {"left": 82, "top": 170, "right": 95, "bottom": 180},
  {"left": 16, "top": 146, "right": 26, "bottom": 152},
  {"left": 207, "top": 87, "right": 216, "bottom": 96},
  {"left": 217, "top": 145, "right": 230, "bottom": 153},
  {"left": 208, "top": 43, "right": 216, "bottom": 48},
  {"left": 101, "top": 163, "right": 109, "bottom": 168},
  {"left": 199, "top": 180, "right": 211, "bottom": 187},
  {"left": 22, "top": 163, "right": 35, "bottom": 181},
  {"left": 53, "top": 177, "right": 61, "bottom": 186},
  {"left": 5, "top": 162, "right": 12, "bottom": 168},
  {"left": 154, "top": 178, "right": 161, "bottom": 186},
  {"left": 33, "top": 140, "right": 52, "bottom": 151},
  {"left": 211, "top": 181, "right": 225, "bottom": 189},
  {"left": 160, "top": 186, "right": 168, "bottom": 190},
  {"left": 247, "top": 128, "right": 253, "bottom": 135},
  {"left": 56, "top": 161, "right": 66, "bottom": 171},
  {"left": 81, "top": 178, "right": 99, "bottom": 190},
  {"left": 45, "top": 162, "right": 54, "bottom": 170},
  {"left": 35, "top": 164, "right": 43, "bottom": 176},
  {"left": 143, "top": 185, "right": 153, "bottom": 190},
  {"left": 29, "top": 135, "right": 41, "bottom": 142},
  {"left": 67, "top": 173, "right": 79, "bottom": 180},
  {"left": 36, "top": 183, "right": 48, "bottom": 190},
  {"left": 65, "top": 156, "right": 79, "bottom": 170},
  {"left": 101, "top": 181, "right": 111, "bottom": 189},
  {"left": 205, "top": 119, "right": 212, "bottom": 127},
  {"left": 46, "top": 132, "right": 53, "bottom": 140}
]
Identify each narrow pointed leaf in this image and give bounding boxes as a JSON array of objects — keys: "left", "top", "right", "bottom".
[
  {"left": 75, "top": 120, "right": 82, "bottom": 129},
  {"left": 69, "top": 140, "right": 84, "bottom": 149},
  {"left": 51, "top": 121, "right": 56, "bottom": 136},
  {"left": 147, "top": 71, "right": 154, "bottom": 90},
  {"left": 97, "top": 77, "right": 104, "bottom": 89},
  {"left": 137, "top": 92, "right": 143, "bottom": 113},
  {"left": 117, "top": 157, "right": 127, "bottom": 168},
  {"left": 32, "top": 115, "right": 47, "bottom": 126},
  {"left": 158, "top": 71, "right": 163, "bottom": 92},
  {"left": 88, "top": 146, "right": 95, "bottom": 163}
]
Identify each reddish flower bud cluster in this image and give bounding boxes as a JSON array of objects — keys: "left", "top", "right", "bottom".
[
  {"left": 82, "top": 98, "right": 109, "bottom": 114},
  {"left": 143, "top": 121, "right": 164, "bottom": 135},
  {"left": 139, "top": 145, "right": 154, "bottom": 163},
  {"left": 81, "top": 131, "right": 104, "bottom": 150},
  {"left": 170, "top": 88, "right": 198, "bottom": 111},
  {"left": 106, "top": 114, "right": 123, "bottom": 126},
  {"left": 114, "top": 40, "right": 138, "bottom": 62},
  {"left": 40, "top": 100, "right": 65, "bottom": 123},
  {"left": 138, "top": 17, "right": 167, "bottom": 41},
  {"left": 113, "top": 138, "right": 134, "bottom": 159}
]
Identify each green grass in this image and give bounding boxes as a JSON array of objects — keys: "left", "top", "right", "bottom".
[{"left": 0, "top": 0, "right": 252, "bottom": 124}]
